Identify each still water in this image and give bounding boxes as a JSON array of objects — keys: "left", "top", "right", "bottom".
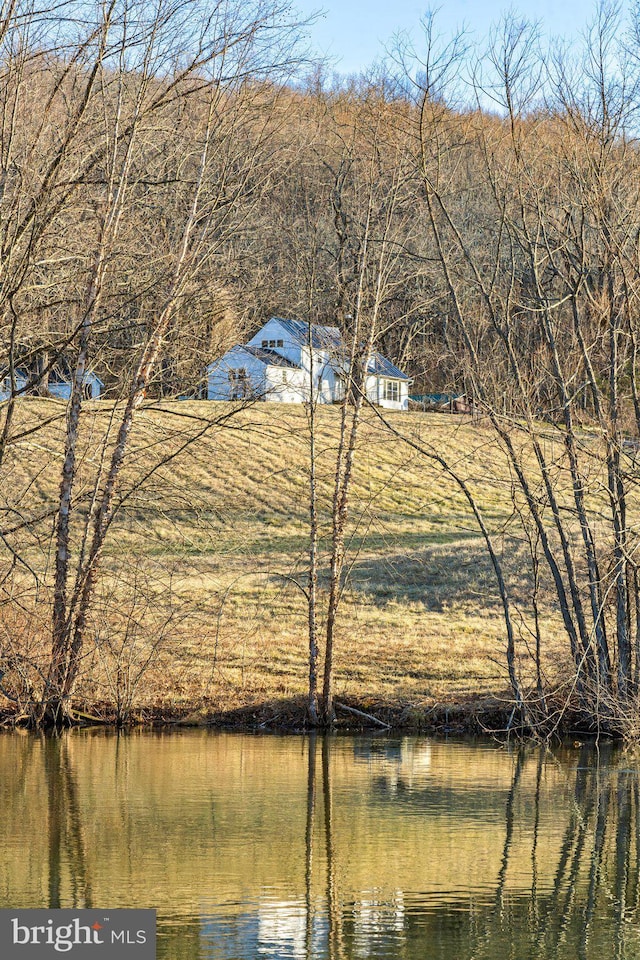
[{"left": 1, "top": 731, "right": 639, "bottom": 959}]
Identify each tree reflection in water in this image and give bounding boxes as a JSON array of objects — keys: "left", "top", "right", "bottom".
[
  {"left": 312, "top": 740, "right": 640, "bottom": 960},
  {"left": 386, "top": 743, "right": 640, "bottom": 960},
  {"left": 43, "top": 735, "right": 93, "bottom": 910},
  {"left": 4, "top": 734, "right": 640, "bottom": 959}
]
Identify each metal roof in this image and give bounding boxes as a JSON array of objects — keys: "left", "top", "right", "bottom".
[
  {"left": 216, "top": 318, "right": 409, "bottom": 382},
  {"left": 274, "top": 317, "right": 343, "bottom": 351},
  {"left": 273, "top": 319, "right": 407, "bottom": 380},
  {"left": 242, "top": 345, "right": 301, "bottom": 369},
  {"left": 366, "top": 351, "right": 409, "bottom": 380}
]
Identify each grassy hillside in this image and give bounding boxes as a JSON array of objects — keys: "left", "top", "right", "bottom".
[{"left": 0, "top": 399, "right": 571, "bottom": 722}]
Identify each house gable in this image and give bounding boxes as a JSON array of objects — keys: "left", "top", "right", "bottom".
[
  {"left": 247, "top": 318, "right": 344, "bottom": 376},
  {"left": 247, "top": 318, "right": 301, "bottom": 368}
]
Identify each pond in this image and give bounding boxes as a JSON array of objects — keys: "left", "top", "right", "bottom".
[{"left": 1, "top": 730, "right": 639, "bottom": 959}]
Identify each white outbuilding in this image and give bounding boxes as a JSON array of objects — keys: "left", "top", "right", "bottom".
[
  {"left": 0, "top": 366, "right": 104, "bottom": 401},
  {"left": 48, "top": 369, "right": 104, "bottom": 400},
  {"left": 206, "top": 317, "right": 411, "bottom": 410}
]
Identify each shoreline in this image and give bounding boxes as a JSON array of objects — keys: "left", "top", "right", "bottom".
[{"left": 0, "top": 692, "right": 601, "bottom": 739}]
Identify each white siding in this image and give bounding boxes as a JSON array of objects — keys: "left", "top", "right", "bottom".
[
  {"left": 264, "top": 365, "right": 308, "bottom": 402},
  {"left": 48, "top": 382, "right": 72, "bottom": 399},
  {"left": 206, "top": 346, "right": 267, "bottom": 400},
  {"left": 84, "top": 373, "right": 103, "bottom": 399},
  {"left": 318, "top": 364, "right": 343, "bottom": 403},
  {"left": 0, "top": 371, "right": 102, "bottom": 401},
  {"left": 47, "top": 373, "right": 103, "bottom": 400},
  {"left": 365, "top": 375, "right": 409, "bottom": 411},
  {"left": 310, "top": 351, "right": 340, "bottom": 402}
]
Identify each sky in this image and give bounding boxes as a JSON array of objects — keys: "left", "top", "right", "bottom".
[{"left": 293, "top": 0, "right": 633, "bottom": 76}]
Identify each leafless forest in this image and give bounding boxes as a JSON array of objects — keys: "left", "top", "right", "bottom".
[{"left": 2, "top": 0, "right": 640, "bottom": 732}]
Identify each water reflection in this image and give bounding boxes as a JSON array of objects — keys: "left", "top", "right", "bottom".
[
  {"left": 44, "top": 736, "right": 93, "bottom": 909},
  {"left": 2, "top": 732, "right": 640, "bottom": 959}
]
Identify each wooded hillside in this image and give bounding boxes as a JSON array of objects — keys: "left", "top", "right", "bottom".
[{"left": 4, "top": 1, "right": 640, "bottom": 732}]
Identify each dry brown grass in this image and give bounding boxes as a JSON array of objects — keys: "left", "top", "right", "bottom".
[{"left": 0, "top": 399, "right": 574, "bottom": 720}]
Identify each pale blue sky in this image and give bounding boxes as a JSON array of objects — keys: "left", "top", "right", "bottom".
[{"left": 294, "top": 0, "right": 633, "bottom": 75}]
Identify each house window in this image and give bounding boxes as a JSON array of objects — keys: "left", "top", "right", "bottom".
[
  {"left": 277, "top": 339, "right": 283, "bottom": 348},
  {"left": 282, "top": 370, "right": 288, "bottom": 384},
  {"left": 228, "top": 367, "right": 249, "bottom": 399},
  {"left": 261, "top": 340, "right": 268, "bottom": 348},
  {"left": 383, "top": 380, "right": 399, "bottom": 402}
]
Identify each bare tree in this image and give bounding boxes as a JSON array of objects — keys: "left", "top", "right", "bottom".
[
  {"left": 407, "top": 4, "right": 640, "bottom": 729},
  {"left": 0, "top": 0, "right": 310, "bottom": 727},
  {"left": 305, "top": 88, "right": 418, "bottom": 724}
]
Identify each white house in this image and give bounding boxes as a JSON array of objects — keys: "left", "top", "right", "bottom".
[
  {"left": 206, "top": 317, "right": 411, "bottom": 410},
  {"left": 0, "top": 367, "right": 103, "bottom": 401}
]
